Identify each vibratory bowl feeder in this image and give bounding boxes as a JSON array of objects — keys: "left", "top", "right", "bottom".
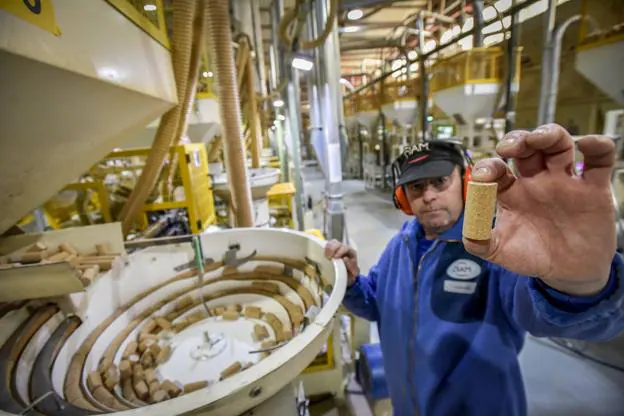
[{"left": 0, "top": 227, "right": 347, "bottom": 416}]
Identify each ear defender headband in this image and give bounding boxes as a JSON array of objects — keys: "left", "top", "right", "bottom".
[{"left": 391, "top": 142, "right": 473, "bottom": 216}]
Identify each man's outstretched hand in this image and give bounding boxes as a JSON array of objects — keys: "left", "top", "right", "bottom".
[
  {"left": 324, "top": 240, "right": 360, "bottom": 285},
  {"left": 463, "top": 124, "right": 617, "bottom": 296}
]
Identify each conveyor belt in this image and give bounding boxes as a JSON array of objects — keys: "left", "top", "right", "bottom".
[
  {"left": 30, "top": 316, "right": 94, "bottom": 416},
  {"left": 0, "top": 304, "right": 58, "bottom": 413}
]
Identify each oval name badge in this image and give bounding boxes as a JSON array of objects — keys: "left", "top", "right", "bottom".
[{"left": 446, "top": 259, "right": 481, "bottom": 280}]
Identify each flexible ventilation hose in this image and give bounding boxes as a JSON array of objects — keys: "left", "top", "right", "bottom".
[
  {"left": 278, "top": 0, "right": 338, "bottom": 49},
  {"left": 118, "top": 0, "right": 199, "bottom": 235},
  {"left": 207, "top": 0, "right": 254, "bottom": 227},
  {"left": 163, "top": 1, "right": 209, "bottom": 198},
  {"left": 243, "top": 40, "right": 262, "bottom": 168}
]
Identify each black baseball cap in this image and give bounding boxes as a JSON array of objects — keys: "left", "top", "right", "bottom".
[{"left": 395, "top": 141, "right": 464, "bottom": 186}]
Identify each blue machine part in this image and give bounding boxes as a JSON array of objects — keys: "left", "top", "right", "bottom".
[{"left": 356, "top": 343, "right": 390, "bottom": 401}]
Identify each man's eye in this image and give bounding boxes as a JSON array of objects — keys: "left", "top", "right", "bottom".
[{"left": 410, "top": 183, "right": 424, "bottom": 192}]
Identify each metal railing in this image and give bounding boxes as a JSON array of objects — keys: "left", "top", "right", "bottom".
[
  {"left": 429, "top": 47, "right": 521, "bottom": 93},
  {"left": 106, "top": 0, "right": 169, "bottom": 48},
  {"left": 354, "top": 89, "right": 381, "bottom": 113},
  {"left": 380, "top": 79, "right": 421, "bottom": 105}
]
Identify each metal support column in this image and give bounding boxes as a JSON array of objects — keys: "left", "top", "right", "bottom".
[
  {"left": 473, "top": 0, "right": 485, "bottom": 47},
  {"left": 545, "top": 15, "right": 593, "bottom": 124},
  {"left": 537, "top": 0, "right": 558, "bottom": 126},
  {"left": 270, "top": 0, "right": 290, "bottom": 181},
  {"left": 503, "top": 0, "right": 519, "bottom": 133},
  {"left": 286, "top": 68, "right": 305, "bottom": 231},
  {"left": 315, "top": 0, "right": 346, "bottom": 242},
  {"left": 417, "top": 15, "right": 429, "bottom": 142}
]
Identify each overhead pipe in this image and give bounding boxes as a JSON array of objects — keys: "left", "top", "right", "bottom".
[
  {"left": 417, "top": 14, "right": 429, "bottom": 141},
  {"left": 286, "top": 70, "right": 306, "bottom": 231},
  {"left": 119, "top": 0, "right": 199, "bottom": 235},
  {"left": 536, "top": 0, "right": 557, "bottom": 126},
  {"left": 315, "top": 0, "right": 346, "bottom": 242},
  {"left": 473, "top": 0, "right": 485, "bottom": 47},
  {"left": 237, "top": 35, "right": 263, "bottom": 168},
  {"left": 270, "top": 0, "right": 290, "bottom": 181},
  {"left": 306, "top": 7, "right": 328, "bottom": 177},
  {"left": 206, "top": 0, "right": 255, "bottom": 227},
  {"left": 345, "top": 0, "right": 542, "bottom": 98},
  {"left": 544, "top": 15, "right": 598, "bottom": 124},
  {"left": 503, "top": 0, "right": 520, "bottom": 133},
  {"left": 278, "top": 0, "right": 339, "bottom": 50}
]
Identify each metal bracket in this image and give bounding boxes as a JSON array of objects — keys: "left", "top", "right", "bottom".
[{"left": 223, "top": 244, "right": 257, "bottom": 268}]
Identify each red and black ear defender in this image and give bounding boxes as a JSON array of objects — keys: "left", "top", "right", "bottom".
[{"left": 391, "top": 142, "right": 474, "bottom": 216}]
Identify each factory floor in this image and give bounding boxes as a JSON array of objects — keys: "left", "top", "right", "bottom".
[{"left": 302, "top": 166, "right": 624, "bottom": 416}]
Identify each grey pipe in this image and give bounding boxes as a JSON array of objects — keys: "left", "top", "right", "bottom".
[
  {"left": 286, "top": 69, "right": 305, "bottom": 231},
  {"left": 473, "top": 0, "right": 485, "bottom": 47},
  {"left": 537, "top": 0, "right": 557, "bottom": 126},
  {"left": 545, "top": 14, "right": 598, "bottom": 124},
  {"left": 315, "top": 0, "right": 346, "bottom": 242},
  {"left": 270, "top": 0, "right": 289, "bottom": 181}
]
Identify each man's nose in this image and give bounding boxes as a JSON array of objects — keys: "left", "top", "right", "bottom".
[{"left": 422, "top": 185, "right": 437, "bottom": 203}]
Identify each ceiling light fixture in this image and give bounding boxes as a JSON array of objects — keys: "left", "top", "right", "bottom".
[
  {"left": 291, "top": 55, "right": 314, "bottom": 72},
  {"left": 143, "top": 4, "right": 157, "bottom": 11},
  {"left": 273, "top": 99, "right": 285, "bottom": 108},
  {"left": 202, "top": 71, "right": 209, "bottom": 78},
  {"left": 347, "top": 9, "right": 364, "bottom": 20},
  {"left": 341, "top": 26, "right": 360, "bottom": 33},
  {"left": 277, "top": 114, "right": 286, "bottom": 121}
]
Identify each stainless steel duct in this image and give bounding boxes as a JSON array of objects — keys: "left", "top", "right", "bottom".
[
  {"left": 306, "top": 8, "right": 328, "bottom": 177},
  {"left": 286, "top": 69, "right": 305, "bottom": 231},
  {"left": 270, "top": 0, "right": 290, "bottom": 181},
  {"left": 544, "top": 14, "right": 597, "bottom": 124},
  {"left": 315, "top": 0, "right": 346, "bottom": 242},
  {"left": 537, "top": 0, "right": 557, "bottom": 126},
  {"left": 473, "top": 0, "right": 485, "bottom": 47}
]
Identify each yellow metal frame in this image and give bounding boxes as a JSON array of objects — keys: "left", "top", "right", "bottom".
[
  {"left": 430, "top": 47, "right": 522, "bottom": 93},
  {"left": 267, "top": 182, "right": 296, "bottom": 229},
  {"left": 303, "top": 334, "right": 335, "bottom": 373},
  {"left": 576, "top": 32, "right": 624, "bottom": 52},
  {"left": 381, "top": 79, "right": 421, "bottom": 105},
  {"left": 102, "top": 144, "right": 216, "bottom": 234},
  {"left": 105, "top": 0, "right": 169, "bottom": 49}
]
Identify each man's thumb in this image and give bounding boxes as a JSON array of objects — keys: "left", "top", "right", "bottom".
[{"left": 462, "top": 230, "right": 499, "bottom": 261}]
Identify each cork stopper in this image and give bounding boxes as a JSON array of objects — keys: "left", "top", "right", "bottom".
[{"left": 463, "top": 181, "right": 498, "bottom": 241}]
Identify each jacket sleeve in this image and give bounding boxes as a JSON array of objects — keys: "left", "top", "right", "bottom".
[
  {"left": 497, "top": 253, "right": 624, "bottom": 341},
  {"left": 342, "top": 265, "right": 381, "bottom": 322}
]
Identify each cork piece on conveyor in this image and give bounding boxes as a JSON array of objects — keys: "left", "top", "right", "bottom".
[
  {"left": 175, "top": 295, "right": 194, "bottom": 311},
  {"left": 122, "top": 341, "right": 138, "bottom": 358},
  {"left": 243, "top": 306, "right": 262, "bottom": 319},
  {"left": 219, "top": 361, "right": 243, "bottom": 380},
  {"left": 161, "top": 379, "right": 182, "bottom": 398},
  {"left": 251, "top": 281, "right": 280, "bottom": 294},
  {"left": 254, "top": 264, "right": 284, "bottom": 275},
  {"left": 221, "top": 310, "right": 239, "bottom": 321},
  {"left": 462, "top": 181, "right": 498, "bottom": 241},
  {"left": 183, "top": 380, "right": 209, "bottom": 394},
  {"left": 253, "top": 324, "right": 269, "bottom": 342},
  {"left": 154, "top": 317, "right": 172, "bottom": 330},
  {"left": 156, "top": 346, "right": 172, "bottom": 365}
]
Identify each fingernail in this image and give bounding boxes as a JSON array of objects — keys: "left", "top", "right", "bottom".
[
  {"left": 532, "top": 126, "right": 550, "bottom": 135},
  {"left": 473, "top": 166, "right": 491, "bottom": 178},
  {"left": 503, "top": 132, "right": 521, "bottom": 143}
]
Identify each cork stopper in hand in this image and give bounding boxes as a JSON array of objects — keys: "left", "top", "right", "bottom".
[{"left": 462, "top": 181, "right": 498, "bottom": 241}]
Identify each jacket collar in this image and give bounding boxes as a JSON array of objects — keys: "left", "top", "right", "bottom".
[{"left": 402, "top": 211, "right": 465, "bottom": 242}]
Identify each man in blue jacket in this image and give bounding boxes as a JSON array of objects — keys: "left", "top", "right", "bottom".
[{"left": 325, "top": 124, "right": 624, "bottom": 416}]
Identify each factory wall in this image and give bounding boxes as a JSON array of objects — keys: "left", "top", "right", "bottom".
[{"left": 515, "top": 0, "right": 624, "bottom": 133}]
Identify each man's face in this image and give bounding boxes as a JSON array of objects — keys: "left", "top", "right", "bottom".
[{"left": 404, "top": 166, "right": 464, "bottom": 235}]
